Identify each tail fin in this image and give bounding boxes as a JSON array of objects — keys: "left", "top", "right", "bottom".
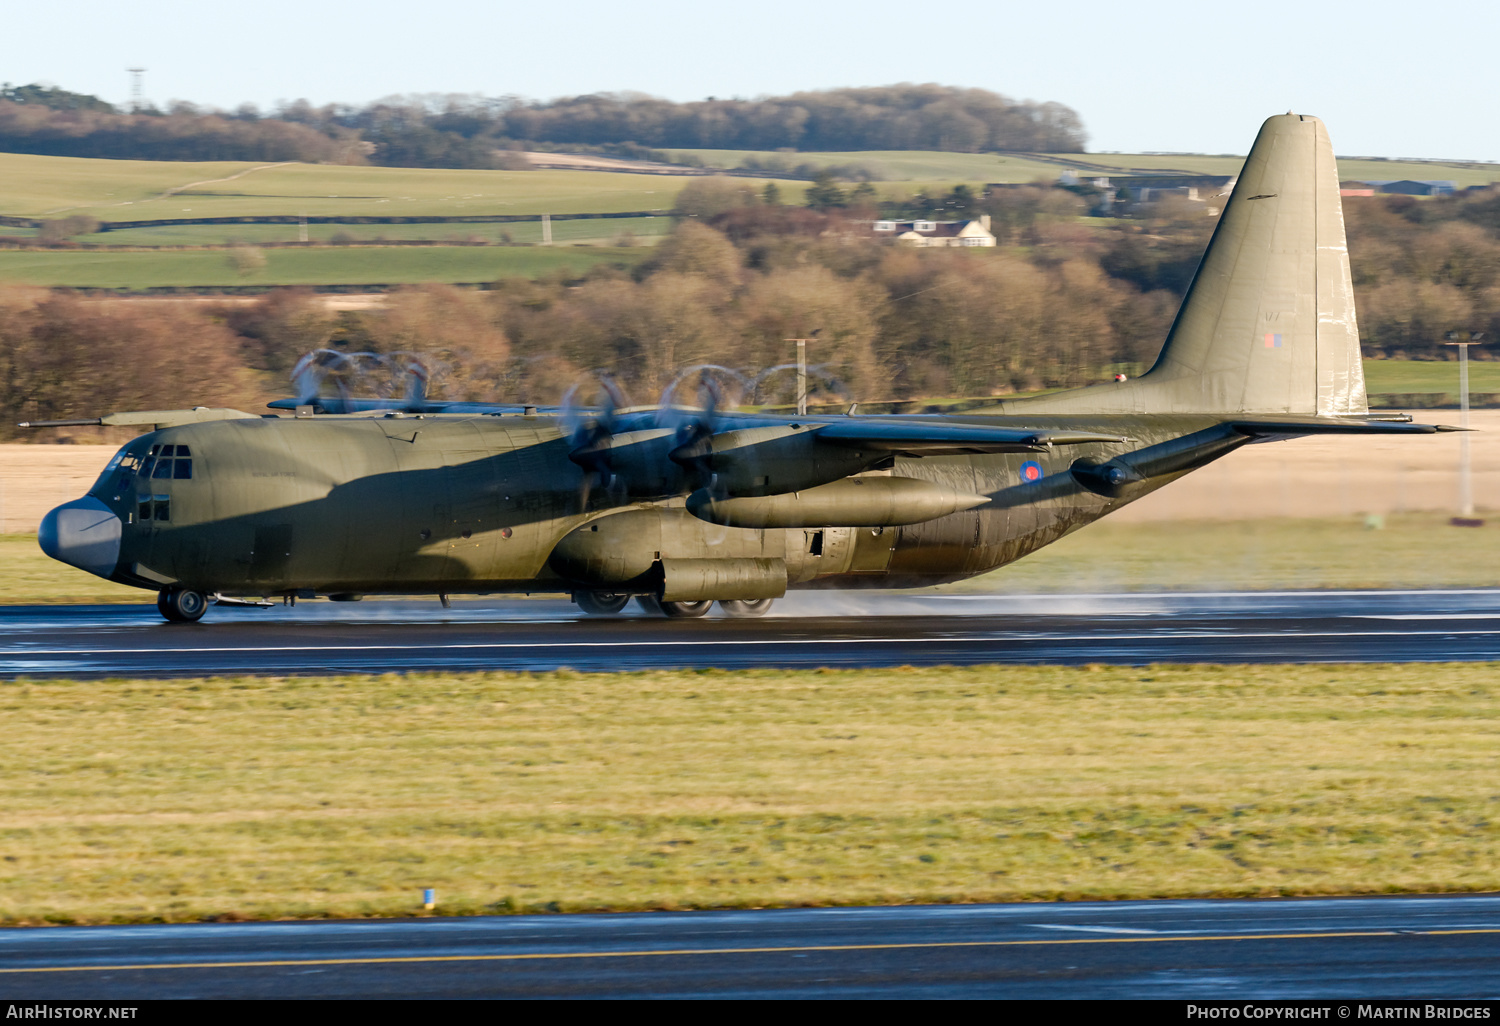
[{"left": 1004, "top": 113, "right": 1368, "bottom": 417}]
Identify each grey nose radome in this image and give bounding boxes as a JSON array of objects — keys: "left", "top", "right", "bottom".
[{"left": 38, "top": 497, "right": 123, "bottom": 579}]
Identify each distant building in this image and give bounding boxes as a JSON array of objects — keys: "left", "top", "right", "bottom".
[
  {"left": 1036, "top": 173, "right": 1235, "bottom": 213},
  {"left": 1107, "top": 175, "right": 1236, "bottom": 203},
  {"left": 867, "top": 215, "right": 996, "bottom": 247},
  {"left": 1340, "top": 181, "right": 1377, "bottom": 197},
  {"left": 1361, "top": 180, "right": 1458, "bottom": 196}
]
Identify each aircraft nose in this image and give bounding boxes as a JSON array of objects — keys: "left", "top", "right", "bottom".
[{"left": 38, "top": 496, "right": 123, "bottom": 579}]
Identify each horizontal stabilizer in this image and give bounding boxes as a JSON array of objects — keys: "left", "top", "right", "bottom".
[
  {"left": 814, "top": 421, "right": 1127, "bottom": 454},
  {"left": 1228, "top": 417, "right": 1449, "bottom": 437}
]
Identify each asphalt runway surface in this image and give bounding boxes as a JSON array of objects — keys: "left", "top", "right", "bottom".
[
  {"left": 2, "top": 895, "right": 1498, "bottom": 998},
  {"left": 1, "top": 589, "right": 1498, "bottom": 678}
]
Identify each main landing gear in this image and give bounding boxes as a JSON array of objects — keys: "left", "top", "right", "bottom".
[
  {"left": 718, "top": 599, "right": 774, "bottom": 618},
  {"left": 572, "top": 592, "right": 777, "bottom": 618},
  {"left": 157, "top": 587, "right": 209, "bottom": 623},
  {"left": 637, "top": 596, "right": 713, "bottom": 618},
  {"left": 574, "top": 590, "right": 631, "bottom": 615}
]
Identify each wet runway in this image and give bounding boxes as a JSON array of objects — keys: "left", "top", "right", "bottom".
[
  {"left": 2, "top": 589, "right": 1499, "bottom": 678},
  {"left": 3, "top": 894, "right": 1498, "bottom": 998}
]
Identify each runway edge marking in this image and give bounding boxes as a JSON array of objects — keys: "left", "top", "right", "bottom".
[{"left": 4, "top": 927, "right": 1499, "bottom": 974}]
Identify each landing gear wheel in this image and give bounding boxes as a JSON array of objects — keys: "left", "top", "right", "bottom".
[
  {"left": 658, "top": 599, "right": 712, "bottom": 619},
  {"left": 575, "top": 591, "right": 630, "bottom": 615},
  {"left": 157, "top": 588, "right": 209, "bottom": 623},
  {"left": 719, "top": 598, "right": 773, "bottom": 618}
]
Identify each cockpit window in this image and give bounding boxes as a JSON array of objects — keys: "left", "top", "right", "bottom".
[
  {"left": 141, "top": 445, "right": 193, "bottom": 480},
  {"left": 94, "top": 441, "right": 196, "bottom": 499}
]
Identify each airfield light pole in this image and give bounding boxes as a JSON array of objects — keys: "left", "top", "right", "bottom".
[
  {"left": 786, "top": 338, "right": 814, "bottom": 416},
  {"left": 1445, "top": 330, "right": 1484, "bottom": 520},
  {"left": 126, "top": 68, "right": 145, "bottom": 112}
]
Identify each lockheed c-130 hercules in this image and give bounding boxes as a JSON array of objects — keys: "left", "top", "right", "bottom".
[{"left": 31, "top": 114, "right": 1458, "bottom": 622}]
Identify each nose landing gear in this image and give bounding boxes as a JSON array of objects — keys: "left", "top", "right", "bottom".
[{"left": 157, "top": 587, "right": 209, "bottom": 623}]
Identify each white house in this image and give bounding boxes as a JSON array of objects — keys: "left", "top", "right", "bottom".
[{"left": 867, "top": 215, "right": 996, "bottom": 247}]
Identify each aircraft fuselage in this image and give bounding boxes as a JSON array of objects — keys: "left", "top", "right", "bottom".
[{"left": 54, "top": 411, "right": 1238, "bottom": 600}]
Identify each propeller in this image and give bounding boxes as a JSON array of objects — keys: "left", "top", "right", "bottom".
[
  {"left": 385, "top": 352, "right": 430, "bottom": 410},
  {"left": 561, "top": 372, "right": 631, "bottom": 511},
  {"left": 291, "top": 349, "right": 437, "bottom": 413},
  {"left": 290, "top": 349, "right": 355, "bottom": 412}
]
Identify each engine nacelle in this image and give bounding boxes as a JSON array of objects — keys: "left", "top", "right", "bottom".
[
  {"left": 687, "top": 475, "right": 988, "bottom": 528},
  {"left": 672, "top": 425, "right": 874, "bottom": 497}
]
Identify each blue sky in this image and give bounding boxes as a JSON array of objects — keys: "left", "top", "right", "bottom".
[{"left": 9, "top": 0, "right": 1497, "bottom": 160}]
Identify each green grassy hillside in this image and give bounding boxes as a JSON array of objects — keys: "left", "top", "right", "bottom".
[
  {"left": 5, "top": 150, "right": 1492, "bottom": 226},
  {"left": 0, "top": 245, "right": 643, "bottom": 289},
  {"left": 85, "top": 215, "right": 670, "bottom": 248},
  {"left": 0, "top": 152, "right": 795, "bottom": 220},
  {"left": 673, "top": 149, "right": 1500, "bottom": 187}
]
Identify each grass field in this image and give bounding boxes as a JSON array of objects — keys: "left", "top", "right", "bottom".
[
  {"left": 952, "top": 513, "right": 1499, "bottom": 594},
  {"left": 0, "top": 245, "right": 644, "bottom": 288},
  {"left": 2, "top": 512, "right": 1492, "bottom": 608},
  {"left": 0, "top": 152, "right": 791, "bottom": 221},
  {"left": 673, "top": 149, "right": 1500, "bottom": 188},
  {"left": 1363, "top": 358, "right": 1500, "bottom": 396},
  {"left": 1, "top": 661, "right": 1496, "bottom": 924},
  {"left": 87, "top": 215, "right": 671, "bottom": 248},
  {"left": 0, "top": 534, "right": 148, "bottom": 604},
  {"left": 5, "top": 150, "right": 1493, "bottom": 228}
]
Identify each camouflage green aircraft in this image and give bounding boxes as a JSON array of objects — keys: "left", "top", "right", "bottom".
[{"left": 31, "top": 114, "right": 1453, "bottom": 622}]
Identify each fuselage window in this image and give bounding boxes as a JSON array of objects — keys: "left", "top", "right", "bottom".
[{"left": 152, "top": 495, "right": 170, "bottom": 522}]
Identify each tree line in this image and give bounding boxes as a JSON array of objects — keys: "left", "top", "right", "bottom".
[
  {"left": 0, "top": 83, "right": 1086, "bottom": 168},
  {"left": 4, "top": 184, "right": 1498, "bottom": 439}
]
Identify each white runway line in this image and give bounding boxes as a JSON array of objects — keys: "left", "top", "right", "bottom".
[{"left": 10, "top": 626, "right": 1500, "bottom": 657}]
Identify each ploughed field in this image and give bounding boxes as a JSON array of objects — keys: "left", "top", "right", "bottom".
[{"left": 1, "top": 663, "right": 1495, "bottom": 924}]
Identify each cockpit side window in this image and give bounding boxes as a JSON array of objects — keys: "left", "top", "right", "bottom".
[{"left": 94, "top": 443, "right": 145, "bottom": 496}]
